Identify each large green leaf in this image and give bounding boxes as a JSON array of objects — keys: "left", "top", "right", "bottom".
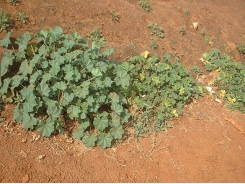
[
  {"left": 67, "top": 105, "right": 81, "bottom": 119},
  {"left": 94, "top": 113, "right": 109, "bottom": 131},
  {"left": 110, "top": 112, "right": 121, "bottom": 127},
  {"left": 0, "top": 78, "right": 11, "bottom": 95},
  {"left": 47, "top": 105, "right": 62, "bottom": 119},
  {"left": 13, "top": 106, "right": 24, "bottom": 123},
  {"left": 108, "top": 92, "right": 119, "bottom": 104},
  {"left": 22, "top": 113, "right": 39, "bottom": 130},
  {"left": 15, "top": 32, "right": 31, "bottom": 52},
  {"left": 37, "top": 117, "right": 55, "bottom": 137},
  {"left": 110, "top": 124, "right": 124, "bottom": 139},
  {"left": 37, "top": 82, "right": 50, "bottom": 96},
  {"left": 53, "top": 81, "right": 66, "bottom": 91},
  {"left": 115, "top": 70, "right": 130, "bottom": 88},
  {"left": 82, "top": 132, "right": 97, "bottom": 147},
  {"left": 97, "top": 133, "right": 113, "bottom": 149},
  {"left": 111, "top": 103, "right": 123, "bottom": 115}
]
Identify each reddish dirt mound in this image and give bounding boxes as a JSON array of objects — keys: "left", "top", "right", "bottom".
[{"left": 0, "top": 0, "right": 245, "bottom": 182}]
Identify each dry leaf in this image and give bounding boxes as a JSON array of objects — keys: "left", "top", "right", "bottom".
[
  {"left": 225, "top": 117, "right": 245, "bottom": 136},
  {"left": 192, "top": 22, "right": 198, "bottom": 30},
  {"left": 20, "top": 150, "right": 27, "bottom": 157},
  {"left": 37, "top": 155, "right": 45, "bottom": 162},
  {"left": 22, "top": 174, "right": 29, "bottom": 183},
  {"left": 215, "top": 98, "right": 222, "bottom": 104}
]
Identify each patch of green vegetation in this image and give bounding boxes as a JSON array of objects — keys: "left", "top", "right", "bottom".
[
  {"left": 237, "top": 42, "right": 245, "bottom": 55},
  {"left": 200, "top": 27, "right": 206, "bottom": 36},
  {"left": 87, "top": 28, "right": 106, "bottom": 48},
  {"left": 149, "top": 39, "right": 157, "bottom": 50},
  {"left": 139, "top": 0, "right": 152, "bottom": 12},
  {"left": 126, "top": 53, "right": 203, "bottom": 136},
  {"left": 17, "top": 12, "right": 28, "bottom": 24},
  {"left": 0, "top": 27, "right": 131, "bottom": 149},
  {"left": 147, "top": 23, "right": 164, "bottom": 38},
  {"left": 8, "top": 0, "right": 19, "bottom": 5},
  {"left": 0, "top": 9, "right": 11, "bottom": 32},
  {"left": 178, "top": 26, "right": 186, "bottom": 35},
  {"left": 201, "top": 49, "right": 245, "bottom": 112},
  {"left": 109, "top": 11, "right": 120, "bottom": 22}
]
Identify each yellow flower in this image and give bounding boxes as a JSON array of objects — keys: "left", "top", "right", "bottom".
[
  {"left": 141, "top": 51, "right": 149, "bottom": 59},
  {"left": 219, "top": 90, "right": 226, "bottom": 98},
  {"left": 228, "top": 97, "right": 236, "bottom": 103}
]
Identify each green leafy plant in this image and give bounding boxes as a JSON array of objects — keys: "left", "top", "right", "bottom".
[
  {"left": 139, "top": 0, "right": 152, "bottom": 12},
  {"left": 201, "top": 49, "right": 245, "bottom": 112},
  {"left": 191, "top": 66, "right": 203, "bottom": 75},
  {"left": 87, "top": 28, "right": 106, "bottom": 48},
  {"left": 0, "top": 9, "right": 11, "bottom": 32},
  {"left": 0, "top": 27, "right": 131, "bottom": 149},
  {"left": 147, "top": 23, "right": 164, "bottom": 38},
  {"left": 126, "top": 53, "right": 203, "bottom": 136},
  {"left": 178, "top": 26, "right": 186, "bottom": 35},
  {"left": 185, "top": 9, "right": 190, "bottom": 15},
  {"left": 8, "top": 0, "right": 19, "bottom": 5},
  {"left": 237, "top": 42, "right": 245, "bottom": 55},
  {"left": 149, "top": 39, "right": 157, "bottom": 50},
  {"left": 17, "top": 12, "right": 28, "bottom": 24},
  {"left": 109, "top": 11, "right": 120, "bottom": 22}
]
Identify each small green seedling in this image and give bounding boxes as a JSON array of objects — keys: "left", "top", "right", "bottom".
[
  {"left": 110, "top": 11, "right": 120, "bottom": 22},
  {"left": 185, "top": 9, "right": 190, "bottom": 15},
  {"left": 8, "top": 0, "right": 19, "bottom": 5},
  {"left": 149, "top": 39, "right": 157, "bottom": 50},
  {"left": 139, "top": 0, "right": 152, "bottom": 12},
  {"left": 147, "top": 23, "right": 164, "bottom": 38},
  {"left": 0, "top": 9, "right": 11, "bottom": 32},
  {"left": 200, "top": 28, "right": 206, "bottom": 36},
  {"left": 237, "top": 42, "right": 245, "bottom": 55},
  {"left": 17, "top": 12, "right": 28, "bottom": 24},
  {"left": 178, "top": 26, "right": 186, "bottom": 35},
  {"left": 87, "top": 28, "right": 106, "bottom": 48},
  {"left": 191, "top": 66, "right": 203, "bottom": 75},
  {"left": 130, "top": 42, "right": 136, "bottom": 48}
]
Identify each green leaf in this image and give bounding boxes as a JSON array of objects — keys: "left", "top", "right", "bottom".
[
  {"left": 30, "top": 70, "right": 42, "bottom": 84},
  {"left": 110, "top": 124, "right": 124, "bottom": 139},
  {"left": 111, "top": 103, "right": 123, "bottom": 115},
  {"left": 115, "top": 70, "right": 130, "bottom": 88},
  {"left": 104, "top": 77, "right": 113, "bottom": 87},
  {"left": 47, "top": 105, "right": 62, "bottom": 119},
  {"left": 53, "top": 81, "right": 66, "bottom": 91},
  {"left": 97, "top": 132, "right": 113, "bottom": 149},
  {"left": 94, "top": 113, "right": 109, "bottom": 131},
  {"left": 15, "top": 32, "right": 31, "bottom": 52},
  {"left": 13, "top": 106, "right": 24, "bottom": 123},
  {"left": 11, "top": 75, "right": 24, "bottom": 88},
  {"left": 67, "top": 105, "right": 81, "bottom": 119},
  {"left": 37, "top": 117, "right": 55, "bottom": 137},
  {"left": 91, "top": 68, "right": 102, "bottom": 77},
  {"left": 72, "top": 120, "right": 90, "bottom": 139},
  {"left": 108, "top": 92, "right": 119, "bottom": 104},
  {"left": 110, "top": 112, "right": 121, "bottom": 127},
  {"left": 0, "top": 31, "right": 12, "bottom": 48},
  {"left": 102, "top": 48, "right": 114, "bottom": 57},
  {"left": 0, "top": 78, "right": 11, "bottom": 95},
  {"left": 82, "top": 132, "right": 97, "bottom": 147},
  {"left": 37, "top": 82, "right": 50, "bottom": 96},
  {"left": 22, "top": 113, "right": 39, "bottom": 130}
]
